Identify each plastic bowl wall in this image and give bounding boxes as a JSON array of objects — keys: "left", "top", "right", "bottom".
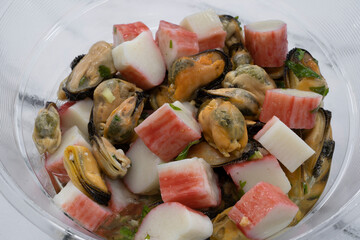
[{"left": 0, "top": 0, "right": 359, "bottom": 239}]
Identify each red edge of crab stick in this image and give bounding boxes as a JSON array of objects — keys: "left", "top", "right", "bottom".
[
  {"left": 254, "top": 116, "right": 315, "bottom": 173},
  {"left": 228, "top": 182, "right": 299, "bottom": 240},
  {"left": 224, "top": 154, "right": 291, "bottom": 194},
  {"left": 135, "top": 202, "right": 213, "bottom": 240},
  {"left": 113, "top": 21, "right": 150, "bottom": 47},
  {"left": 155, "top": 20, "right": 199, "bottom": 70},
  {"left": 259, "top": 88, "right": 322, "bottom": 129},
  {"left": 112, "top": 31, "right": 166, "bottom": 90},
  {"left": 53, "top": 181, "right": 112, "bottom": 232},
  {"left": 158, "top": 157, "right": 221, "bottom": 209},
  {"left": 134, "top": 101, "right": 201, "bottom": 162},
  {"left": 124, "top": 138, "right": 164, "bottom": 195},
  {"left": 180, "top": 9, "right": 226, "bottom": 52},
  {"left": 245, "top": 20, "right": 288, "bottom": 67},
  {"left": 46, "top": 126, "right": 91, "bottom": 184}
]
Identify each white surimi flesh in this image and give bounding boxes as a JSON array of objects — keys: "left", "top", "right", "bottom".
[
  {"left": 180, "top": 9, "right": 226, "bottom": 51},
  {"left": 135, "top": 202, "right": 213, "bottom": 240},
  {"left": 254, "top": 116, "right": 315, "bottom": 173},
  {"left": 46, "top": 126, "right": 91, "bottom": 183},
  {"left": 224, "top": 154, "right": 291, "bottom": 194},
  {"left": 105, "top": 177, "right": 137, "bottom": 213},
  {"left": 124, "top": 138, "right": 164, "bottom": 195},
  {"left": 112, "top": 31, "right": 166, "bottom": 90},
  {"left": 60, "top": 98, "right": 93, "bottom": 139}
]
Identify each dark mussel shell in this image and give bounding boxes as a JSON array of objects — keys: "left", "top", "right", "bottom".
[{"left": 168, "top": 49, "right": 232, "bottom": 101}]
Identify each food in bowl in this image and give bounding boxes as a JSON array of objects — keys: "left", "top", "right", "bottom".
[{"left": 32, "top": 8, "right": 335, "bottom": 240}]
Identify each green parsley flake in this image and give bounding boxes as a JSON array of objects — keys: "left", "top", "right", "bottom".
[
  {"left": 295, "top": 48, "right": 305, "bottom": 61},
  {"left": 309, "top": 85, "right": 329, "bottom": 97},
  {"left": 78, "top": 76, "right": 87, "bottom": 87},
  {"left": 169, "top": 39, "right": 173, "bottom": 49},
  {"left": 169, "top": 103, "right": 181, "bottom": 111},
  {"left": 302, "top": 182, "right": 308, "bottom": 195},
  {"left": 175, "top": 139, "right": 201, "bottom": 161},
  {"left": 98, "top": 65, "right": 112, "bottom": 78},
  {"left": 113, "top": 26, "right": 117, "bottom": 34},
  {"left": 249, "top": 151, "right": 263, "bottom": 160},
  {"left": 139, "top": 205, "right": 150, "bottom": 226},
  {"left": 145, "top": 234, "right": 151, "bottom": 240},
  {"left": 238, "top": 180, "right": 247, "bottom": 198},
  {"left": 117, "top": 227, "right": 135, "bottom": 240},
  {"left": 114, "top": 115, "right": 121, "bottom": 121},
  {"left": 285, "top": 61, "right": 321, "bottom": 79}
]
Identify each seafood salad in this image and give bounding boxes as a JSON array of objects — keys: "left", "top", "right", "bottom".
[{"left": 33, "top": 8, "right": 334, "bottom": 240}]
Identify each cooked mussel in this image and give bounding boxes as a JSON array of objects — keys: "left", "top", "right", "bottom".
[
  {"left": 187, "top": 139, "right": 263, "bottom": 167},
  {"left": 168, "top": 50, "right": 232, "bottom": 101},
  {"left": 222, "top": 64, "right": 276, "bottom": 105},
  {"left": 92, "top": 135, "right": 131, "bottom": 179},
  {"left": 284, "top": 48, "right": 327, "bottom": 91},
  {"left": 211, "top": 207, "right": 249, "bottom": 240},
  {"left": 62, "top": 41, "right": 116, "bottom": 101},
  {"left": 104, "top": 93, "right": 145, "bottom": 145},
  {"left": 149, "top": 85, "right": 172, "bottom": 110},
  {"left": 198, "top": 99, "right": 248, "bottom": 157},
  {"left": 63, "top": 145, "right": 111, "bottom": 205},
  {"left": 219, "top": 15, "right": 244, "bottom": 55},
  {"left": 285, "top": 108, "right": 334, "bottom": 224},
  {"left": 90, "top": 79, "right": 142, "bottom": 137},
  {"left": 198, "top": 88, "right": 260, "bottom": 120},
  {"left": 229, "top": 43, "right": 253, "bottom": 69},
  {"left": 32, "top": 102, "right": 61, "bottom": 154}
]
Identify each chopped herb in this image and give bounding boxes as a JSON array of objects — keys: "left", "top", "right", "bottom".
[
  {"left": 98, "top": 65, "right": 112, "bottom": 78},
  {"left": 309, "top": 85, "right": 329, "bottom": 97},
  {"left": 295, "top": 48, "right": 305, "bottom": 61},
  {"left": 169, "top": 39, "right": 173, "bottom": 49},
  {"left": 78, "top": 76, "right": 87, "bottom": 87},
  {"left": 113, "top": 26, "right": 117, "bottom": 34},
  {"left": 175, "top": 139, "right": 201, "bottom": 160},
  {"left": 309, "top": 85, "right": 329, "bottom": 113},
  {"left": 234, "top": 16, "right": 239, "bottom": 20},
  {"left": 238, "top": 180, "right": 247, "bottom": 198},
  {"left": 249, "top": 151, "right": 263, "bottom": 160},
  {"left": 169, "top": 103, "right": 181, "bottom": 111},
  {"left": 302, "top": 182, "right": 308, "bottom": 195},
  {"left": 285, "top": 61, "right": 321, "bottom": 79},
  {"left": 275, "top": 80, "right": 285, "bottom": 89},
  {"left": 139, "top": 205, "right": 150, "bottom": 226},
  {"left": 145, "top": 234, "right": 151, "bottom": 240},
  {"left": 114, "top": 115, "right": 121, "bottom": 121},
  {"left": 117, "top": 226, "right": 135, "bottom": 240}
]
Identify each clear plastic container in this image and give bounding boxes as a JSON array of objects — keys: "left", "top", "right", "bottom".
[{"left": 0, "top": 0, "right": 359, "bottom": 239}]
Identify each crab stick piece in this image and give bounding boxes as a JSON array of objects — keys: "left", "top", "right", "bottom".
[
  {"left": 113, "top": 21, "right": 150, "bottom": 47},
  {"left": 156, "top": 20, "right": 199, "bottom": 70},
  {"left": 134, "top": 101, "right": 201, "bottom": 162},
  {"left": 59, "top": 98, "right": 93, "bottom": 139},
  {"left": 53, "top": 181, "right": 112, "bottom": 232},
  {"left": 180, "top": 9, "right": 226, "bottom": 52},
  {"left": 228, "top": 182, "right": 298, "bottom": 240},
  {"left": 259, "top": 88, "right": 322, "bottom": 129},
  {"left": 254, "top": 116, "right": 315, "bottom": 173},
  {"left": 224, "top": 154, "right": 291, "bottom": 194},
  {"left": 245, "top": 20, "right": 287, "bottom": 67},
  {"left": 124, "top": 138, "right": 164, "bottom": 195},
  {"left": 46, "top": 126, "right": 91, "bottom": 183},
  {"left": 135, "top": 202, "right": 213, "bottom": 240},
  {"left": 158, "top": 157, "right": 221, "bottom": 209},
  {"left": 105, "top": 177, "right": 137, "bottom": 213},
  {"left": 112, "top": 31, "right": 166, "bottom": 90}
]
